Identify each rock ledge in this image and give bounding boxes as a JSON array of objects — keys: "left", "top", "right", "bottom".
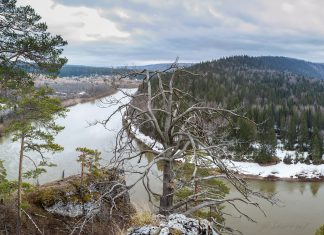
[{"left": 128, "top": 213, "right": 218, "bottom": 235}]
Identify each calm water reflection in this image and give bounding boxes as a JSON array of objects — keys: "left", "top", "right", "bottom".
[{"left": 225, "top": 180, "right": 324, "bottom": 235}]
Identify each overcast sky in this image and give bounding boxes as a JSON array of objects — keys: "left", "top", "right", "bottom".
[{"left": 17, "top": 0, "right": 324, "bottom": 66}]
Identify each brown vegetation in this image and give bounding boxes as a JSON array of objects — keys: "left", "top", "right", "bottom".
[{"left": 0, "top": 171, "right": 135, "bottom": 235}]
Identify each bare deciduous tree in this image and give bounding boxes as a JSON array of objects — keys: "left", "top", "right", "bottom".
[
  {"left": 94, "top": 61, "right": 276, "bottom": 234},
  {"left": 65, "top": 61, "right": 276, "bottom": 235}
]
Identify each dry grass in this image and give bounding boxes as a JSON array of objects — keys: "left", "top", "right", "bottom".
[
  {"left": 130, "top": 210, "right": 157, "bottom": 228},
  {"left": 169, "top": 228, "right": 183, "bottom": 235}
]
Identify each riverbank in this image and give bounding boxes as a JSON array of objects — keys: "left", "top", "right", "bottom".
[
  {"left": 0, "top": 91, "right": 116, "bottom": 135},
  {"left": 225, "top": 159, "right": 324, "bottom": 182},
  {"left": 127, "top": 120, "right": 324, "bottom": 182},
  {"left": 0, "top": 81, "right": 140, "bottom": 135},
  {"left": 235, "top": 172, "right": 324, "bottom": 182},
  {"left": 60, "top": 80, "right": 140, "bottom": 107},
  {"left": 61, "top": 87, "right": 118, "bottom": 107}
]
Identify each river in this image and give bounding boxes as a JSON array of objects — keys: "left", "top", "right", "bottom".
[
  {"left": 224, "top": 180, "right": 324, "bottom": 235},
  {"left": 0, "top": 89, "right": 323, "bottom": 235},
  {"left": 0, "top": 89, "right": 137, "bottom": 183}
]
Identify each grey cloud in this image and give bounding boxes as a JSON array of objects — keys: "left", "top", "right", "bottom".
[{"left": 50, "top": 0, "right": 324, "bottom": 65}]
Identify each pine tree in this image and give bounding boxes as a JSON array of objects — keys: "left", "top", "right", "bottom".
[
  {"left": 255, "top": 120, "right": 277, "bottom": 164},
  {"left": 76, "top": 147, "right": 101, "bottom": 215},
  {"left": 287, "top": 114, "right": 297, "bottom": 150},
  {"left": 0, "top": 0, "right": 67, "bottom": 90},
  {"left": 1, "top": 2, "right": 67, "bottom": 230},
  {"left": 299, "top": 112, "right": 309, "bottom": 151},
  {"left": 310, "top": 129, "right": 323, "bottom": 161},
  {"left": 76, "top": 147, "right": 102, "bottom": 180},
  {"left": 5, "top": 87, "right": 66, "bottom": 232},
  {"left": 235, "top": 119, "right": 257, "bottom": 153}
]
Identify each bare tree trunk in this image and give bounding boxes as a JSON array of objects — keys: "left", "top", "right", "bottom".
[
  {"left": 17, "top": 134, "right": 25, "bottom": 235},
  {"left": 81, "top": 162, "right": 85, "bottom": 215},
  {"left": 81, "top": 162, "right": 84, "bottom": 181},
  {"left": 159, "top": 159, "right": 174, "bottom": 215}
]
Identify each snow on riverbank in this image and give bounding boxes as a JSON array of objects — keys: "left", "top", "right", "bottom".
[
  {"left": 130, "top": 125, "right": 163, "bottom": 152},
  {"left": 226, "top": 160, "right": 324, "bottom": 179},
  {"left": 130, "top": 127, "right": 324, "bottom": 180}
]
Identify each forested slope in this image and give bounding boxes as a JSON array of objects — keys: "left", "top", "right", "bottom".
[
  {"left": 139, "top": 56, "right": 324, "bottom": 164},
  {"left": 203, "top": 56, "right": 324, "bottom": 79},
  {"left": 187, "top": 56, "right": 324, "bottom": 163}
]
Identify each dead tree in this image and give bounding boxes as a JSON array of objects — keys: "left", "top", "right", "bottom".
[{"left": 94, "top": 61, "right": 276, "bottom": 234}]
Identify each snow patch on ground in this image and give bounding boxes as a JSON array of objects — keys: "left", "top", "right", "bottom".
[
  {"left": 275, "top": 148, "right": 308, "bottom": 161},
  {"left": 130, "top": 125, "right": 324, "bottom": 179},
  {"left": 130, "top": 124, "right": 164, "bottom": 152},
  {"left": 226, "top": 160, "right": 324, "bottom": 179}
]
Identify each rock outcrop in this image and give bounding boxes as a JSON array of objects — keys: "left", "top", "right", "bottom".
[
  {"left": 128, "top": 213, "right": 218, "bottom": 235},
  {"left": 0, "top": 169, "right": 135, "bottom": 234}
]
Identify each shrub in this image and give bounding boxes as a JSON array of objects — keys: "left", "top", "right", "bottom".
[
  {"left": 304, "top": 156, "right": 311, "bottom": 165},
  {"left": 254, "top": 152, "right": 277, "bottom": 165},
  {"left": 283, "top": 154, "right": 293, "bottom": 164},
  {"left": 315, "top": 224, "right": 324, "bottom": 235},
  {"left": 32, "top": 187, "right": 62, "bottom": 207},
  {"left": 312, "top": 159, "right": 324, "bottom": 165}
]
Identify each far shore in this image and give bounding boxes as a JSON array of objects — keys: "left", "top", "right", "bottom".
[
  {"left": 235, "top": 173, "right": 324, "bottom": 182},
  {"left": 61, "top": 87, "right": 118, "bottom": 108},
  {"left": 0, "top": 83, "right": 139, "bottom": 135},
  {"left": 124, "top": 117, "right": 324, "bottom": 183}
]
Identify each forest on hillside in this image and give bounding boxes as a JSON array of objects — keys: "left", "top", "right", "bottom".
[{"left": 138, "top": 56, "right": 324, "bottom": 165}]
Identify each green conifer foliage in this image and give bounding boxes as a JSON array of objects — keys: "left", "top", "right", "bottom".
[{"left": 5, "top": 87, "right": 66, "bottom": 231}]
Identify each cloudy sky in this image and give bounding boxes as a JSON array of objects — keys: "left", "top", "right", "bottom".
[{"left": 17, "top": 0, "right": 324, "bottom": 66}]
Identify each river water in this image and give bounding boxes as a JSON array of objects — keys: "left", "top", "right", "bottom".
[
  {"left": 0, "top": 89, "right": 137, "bottom": 183},
  {"left": 224, "top": 180, "right": 324, "bottom": 235},
  {"left": 0, "top": 89, "right": 323, "bottom": 235}
]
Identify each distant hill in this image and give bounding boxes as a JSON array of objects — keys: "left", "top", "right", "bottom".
[
  {"left": 124, "top": 63, "right": 193, "bottom": 71},
  {"left": 211, "top": 56, "right": 324, "bottom": 79},
  {"left": 24, "top": 57, "right": 324, "bottom": 79},
  {"left": 186, "top": 56, "right": 324, "bottom": 109},
  {"left": 58, "top": 63, "right": 193, "bottom": 77},
  {"left": 58, "top": 65, "right": 127, "bottom": 77}
]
